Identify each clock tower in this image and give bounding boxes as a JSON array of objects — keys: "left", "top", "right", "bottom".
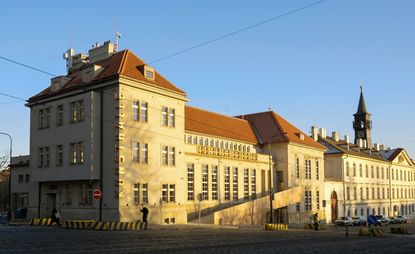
[{"left": 353, "top": 86, "right": 372, "bottom": 148}]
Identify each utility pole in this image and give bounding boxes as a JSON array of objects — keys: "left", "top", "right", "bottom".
[{"left": 268, "top": 142, "right": 273, "bottom": 224}]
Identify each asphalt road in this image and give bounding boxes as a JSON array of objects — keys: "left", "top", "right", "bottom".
[{"left": 1, "top": 224, "right": 415, "bottom": 254}]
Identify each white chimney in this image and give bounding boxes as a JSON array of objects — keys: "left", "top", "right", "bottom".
[
  {"left": 311, "top": 126, "right": 319, "bottom": 141},
  {"left": 332, "top": 131, "right": 339, "bottom": 142},
  {"left": 374, "top": 143, "right": 380, "bottom": 151},
  {"left": 358, "top": 138, "right": 363, "bottom": 148},
  {"left": 344, "top": 135, "right": 350, "bottom": 144},
  {"left": 319, "top": 128, "right": 327, "bottom": 139},
  {"left": 89, "top": 41, "right": 115, "bottom": 64},
  {"left": 379, "top": 144, "right": 385, "bottom": 151}
]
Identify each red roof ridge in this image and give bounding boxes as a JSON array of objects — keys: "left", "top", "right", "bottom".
[{"left": 186, "top": 105, "right": 251, "bottom": 124}]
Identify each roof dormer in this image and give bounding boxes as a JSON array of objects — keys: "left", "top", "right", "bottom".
[{"left": 144, "top": 65, "right": 155, "bottom": 81}]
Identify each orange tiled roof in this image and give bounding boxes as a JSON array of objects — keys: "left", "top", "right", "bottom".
[
  {"left": 239, "top": 111, "right": 326, "bottom": 150},
  {"left": 28, "top": 50, "right": 185, "bottom": 102},
  {"left": 185, "top": 106, "right": 258, "bottom": 144}
]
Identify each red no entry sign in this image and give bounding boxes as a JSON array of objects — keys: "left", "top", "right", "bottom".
[{"left": 93, "top": 189, "right": 102, "bottom": 200}]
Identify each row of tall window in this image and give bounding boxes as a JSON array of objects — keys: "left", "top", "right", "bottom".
[
  {"left": 132, "top": 100, "right": 176, "bottom": 127},
  {"left": 37, "top": 142, "right": 84, "bottom": 168},
  {"left": 345, "top": 162, "right": 415, "bottom": 182},
  {"left": 296, "top": 190, "right": 320, "bottom": 212},
  {"left": 346, "top": 204, "right": 415, "bottom": 217},
  {"left": 132, "top": 142, "right": 176, "bottom": 166},
  {"left": 296, "top": 158, "right": 320, "bottom": 180},
  {"left": 187, "top": 164, "right": 257, "bottom": 201},
  {"left": 38, "top": 100, "right": 84, "bottom": 129},
  {"left": 185, "top": 134, "right": 251, "bottom": 153},
  {"left": 346, "top": 186, "right": 415, "bottom": 201}
]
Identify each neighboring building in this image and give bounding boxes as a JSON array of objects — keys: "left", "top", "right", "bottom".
[
  {"left": 316, "top": 88, "right": 415, "bottom": 222},
  {"left": 0, "top": 168, "right": 10, "bottom": 212},
  {"left": 9, "top": 155, "right": 31, "bottom": 217},
  {"left": 17, "top": 41, "right": 326, "bottom": 224}
]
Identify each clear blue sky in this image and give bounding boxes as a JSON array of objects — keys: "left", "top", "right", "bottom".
[{"left": 1, "top": 0, "right": 414, "bottom": 159}]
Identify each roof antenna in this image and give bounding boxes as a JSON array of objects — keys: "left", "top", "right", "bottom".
[{"left": 114, "top": 32, "right": 122, "bottom": 52}]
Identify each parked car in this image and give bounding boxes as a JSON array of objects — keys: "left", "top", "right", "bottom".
[
  {"left": 395, "top": 215, "right": 407, "bottom": 224},
  {"left": 374, "top": 215, "right": 390, "bottom": 226},
  {"left": 334, "top": 216, "right": 353, "bottom": 226},
  {"left": 352, "top": 216, "right": 367, "bottom": 226}
]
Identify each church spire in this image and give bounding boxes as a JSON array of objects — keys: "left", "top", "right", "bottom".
[{"left": 356, "top": 82, "right": 367, "bottom": 114}]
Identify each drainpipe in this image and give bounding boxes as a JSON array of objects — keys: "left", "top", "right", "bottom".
[{"left": 99, "top": 89, "right": 104, "bottom": 221}]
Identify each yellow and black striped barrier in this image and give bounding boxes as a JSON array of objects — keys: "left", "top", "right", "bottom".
[
  {"left": 31, "top": 218, "right": 52, "bottom": 226},
  {"left": 390, "top": 227, "right": 411, "bottom": 235},
  {"left": 65, "top": 220, "right": 96, "bottom": 230},
  {"left": 359, "top": 227, "right": 384, "bottom": 237},
  {"left": 264, "top": 223, "right": 288, "bottom": 231},
  {"left": 8, "top": 218, "right": 33, "bottom": 226}
]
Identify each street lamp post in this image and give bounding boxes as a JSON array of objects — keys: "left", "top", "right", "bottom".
[
  {"left": 0, "top": 132, "right": 12, "bottom": 222},
  {"left": 268, "top": 142, "right": 273, "bottom": 224}
]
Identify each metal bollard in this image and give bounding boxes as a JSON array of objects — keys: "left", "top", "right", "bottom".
[{"left": 345, "top": 224, "right": 349, "bottom": 238}]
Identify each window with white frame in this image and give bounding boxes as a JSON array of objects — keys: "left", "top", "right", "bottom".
[
  {"left": 224, "top": 167, "right": 230, "bottom": 200},
  {"left": 169, "top": 147, "right": 175, "bottom": 166},
  {"left": 133, "top": 142, "right": 139, "bottom": 163},
  {"left": 316, "top": 161, "right": 319, "bottom": 180},
  {"left": 169, "top": 184, "right": 175, "bottom": 202},
  {"left": 57, "top": 104, "right": 64, "bottom": 126},
  {"left": 316, "top": 190, "right": 320, "bottom": 209},
  {"left": 71, "top": 100, "right": 84, "bottom": 123},
  {"left": 161, "top": 106, "right": 168, "bottom": 126},
  {"left": 162, "top": 184, "right": 168, "bottom": 203},
  {"left": 305, "top": 190, "right": 312, "bottom": 210},
  {"left": 232, "top": 167, "right": 238, "bottom": 200},
  {"left": 244, "top": 168, "right": 249, "bottom": 200},
  {"left": 168, "top": 108, "right": 175, "bottom": 127},
  {"left": 140, "top": 101, "right": 148, "bottom": 122},
  {"left": 212, "top": 166, "right": 218, "bottom": 200},
  {"left": 132, "top": 101, "right": 139, "bottom": 121},
  {"left": 161, "top": 145, "right": 168, "bottom": 165},
  {"left": 187, "top": 163, "right": 194, "bottom": 201},
  {"left": 133, "top": 183, "right": 140, "bottom": 205},
  {"left": 70, "top": 142, "right": 83, "bottom": 164},
  {"left": 141, "top": 143, "right": 148, "bottom": 163},
  {"left": 251, "top": 169, "right": 256, "bottom": 198},
  {"left": 202, "top": 165, "right": 209, "bottom": 200},
  {"left": 142, "top": 183, "right": 148, "bottom": 204},
  {"left": 305, "top": 159, "right": 311, "bottom": 179}
]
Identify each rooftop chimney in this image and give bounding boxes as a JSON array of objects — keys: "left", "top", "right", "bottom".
[
  {"left": 332, "top": 131, "right": 340, "bottom": 142},
  {"left": 379, "top": 144, "right": 385, "bottom": 151},
  {"left": 374, "top": 143, "right": 380, "bottom": 151},
  {"left": 50, "top": 76, "right": 69, "bottom": 92},
  {"left": 319, "top": 128, "right": 327, "bottom": 139},
  {"left": 358, "top": 138, "right": 363, "bottom": 149},
  {"left": 311, "top": 126, "right": 318, "bottom": 141},
  {"left": 89, "top": 41, "right": 115, "bottom": 64},
  {"left": 344, "top": 135, "right": 350, "bottom": 144}
]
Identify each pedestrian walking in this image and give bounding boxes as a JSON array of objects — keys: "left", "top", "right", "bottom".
[
  {"left": 140, "top": 205, "right": 149, "bottom": 223},
  {"left": 313, "top": 213, "right": 319, "bottom": 231}
]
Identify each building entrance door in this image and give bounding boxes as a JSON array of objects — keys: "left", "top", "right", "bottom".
[
  {"left": 45, "top": 193, "right": 56, "bottom": 217},
  {"left": 331, "top": 191, "right": 338, "bottom": 222}
]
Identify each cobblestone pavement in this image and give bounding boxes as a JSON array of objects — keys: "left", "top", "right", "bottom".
[{"left": 1, "top": 224, "right": 415, "bottom": 254}]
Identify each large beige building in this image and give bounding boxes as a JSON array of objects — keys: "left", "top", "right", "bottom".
[
  {"left": 316, "top": 88, "right": 415, "bottom": 222},
  {"left": 12, "top": 42, "right": 325, "bottom": 224}
]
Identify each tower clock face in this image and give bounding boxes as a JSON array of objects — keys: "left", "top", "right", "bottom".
[{"left": 357, "top": 131, "right": 365, "bottom": 138}]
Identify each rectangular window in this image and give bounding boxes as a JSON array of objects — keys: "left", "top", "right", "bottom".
[
  {"left": 18, "top": 174, "right": 23, "bottom": 183},
  {"left": 140, "top": 101, "right": 148, "bottom": 122},
  {"left": 133, "top": 183, "right": 140, "bottom": 205},
  {"left": 212, "top": 166, "right": 218, "bottom": 200},
  {"left": 316, "top": 190, "right": 320, "bottom": 210},
  {"left": 316, "top": 161, "right": 319, "bottom": 180},
  {"left": 353, "top": 163, "right": 356, "bottom": 176},
  {"left": 161, "top": 106, "right": 168, "bottom": 126},
  {"left": 233, "top": 167, "right": 238, "bottom": 200},
  {"left": 354, "top": 187, "right": 357, "bottom": 200},
  {"left": 366, "top": 165, "right": 369, "bottom": 178},
  {"left": 133, "top": 142, "right": 139, "bottom": 163},
  {"left": 346, "top": 162, "right": 349, "bottom": 176},
  {"left": 141, "top": 143, "right": 148, "bottom": 164},
  {"left": 65, "top": 184, "right": 72, "bottom": 205},
  {"left": 38, "top": 109, "right": 44, "bottom": 128},
  {"left": 187, "top": 163, "right": 194, "bottom": 201},
  {"left": 306, "top": 160, "right": 311, "bottom": 179},
  {"left": 296, "top": 202, "right": 300, "bottom": 212},
  {"left": 168, "top": 108, "right": 175, "bottom": 127},
  {"left": 78, "top": 100, "right": 84, "bottom": 121},
  {"left": 132, "top": 101, "right": 139, "bottom": 121},
  {"left": 38, "top": 147, "right": 44, "bottom": 168},
  {"left": 57, "top": 145, "right": 63, "bottom": 166},
  {"left": 305, "top": 190, "right": 312, "bottom": 210},
  {"left": 162, "top": 184, "right": 168, "bottom": 203},
  {"left": 44, "top": 147, "right": 50, "bottom": 167},
  {"left": 169, "top": 184, "right": 175, "bottom": 202},
  {"left": 142, "top": 183, "right": 148, "bottom": 204},
  {"left": 45, "top": 108, "right": 50, "bottom": 128},
  {"left": 347, "top": 187, "right": 350, "bottom": 200},
  {"left": 251, "top": 169, "right": 256, "bottom": 199},
  {"left": 80, "top": 184, "right": 92, "bottom": 205},
  {"left": 70, "top": 143, "right": 76, "bottom": 164},
  {"left": 224, "top": 167, "right": 230, "bottom": 200},
  {"left": 360, "top": 187, "right": 364, "bottom": 200},
  {"left": 161, "top": 145, "right": 168, "bottom": 165},
  {"left": 78, "top": 142, "right": 84, "bottom": 164},
  {"left": 244, "top": 168, "right": 249, "bottom": 200},
  {"left": 57, "top": 104, "right": 64, "bottom": 126},
  {"left": 169, "top": 147, "right": 175, "bottom": 166},
  {"left": 366, "top": 187, "right": 369, "bottom": 199},
  {"left": 296, "top": 158, "right": 299, "bottom": 178},
  {"left": 359, "top": 164, "right": 363, "bottom": 177},
  {"left": 25, "top": 174, "right": 30, "bottom": 183},
  {"left": 71, "top": 102, "right": 77, "bottom": 122},
  {"left": 202, "top": 165, "right": 209, "bottom": 201}
]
